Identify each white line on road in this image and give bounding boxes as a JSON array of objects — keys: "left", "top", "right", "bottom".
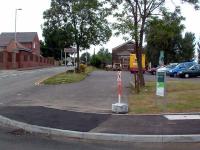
[{"left": 164, "top": 115, "right": 200, "bottom": 120}]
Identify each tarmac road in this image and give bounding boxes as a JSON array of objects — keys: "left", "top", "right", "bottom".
[
  {"left": 0, "top": 66, "right": 68, "bottom": 106},
  {"left": 0, "top": 126, "right": 200, "bottom": 150}
]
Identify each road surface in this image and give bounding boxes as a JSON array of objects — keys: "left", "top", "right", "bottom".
[
  {"left": 0, "top": 126, "right": 200, "bottom": 150},
  {"left": 0, "top": 67, "right": 67, "bottom": 106}
]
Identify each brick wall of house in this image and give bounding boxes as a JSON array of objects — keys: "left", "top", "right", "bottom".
[
  {"left": 6, "top": 41, "right": 17, "bottom": 52},
  {"left": 33, "top": 35, "right": 40, "bottom": 56},
  {"left": 20, "top": 35, "right": 40, "bottom": 56},
  {"left": 0, "top": 51, "right": 56, "bottom": 69}
]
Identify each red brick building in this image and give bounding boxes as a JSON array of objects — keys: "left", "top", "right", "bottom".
[
  {"left": 112, "top": 41, "right": 135, "bottom": 70},
  {"left": 0, "top": 32, "right": 54, "bottom": 69}
]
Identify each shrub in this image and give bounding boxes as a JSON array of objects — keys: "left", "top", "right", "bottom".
[{"left": 80, "top": 64, "right": 87, "bottom": 73}]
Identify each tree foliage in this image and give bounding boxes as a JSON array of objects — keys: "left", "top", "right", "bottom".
[
  {"left": 179, "top": 32, "right": 196, "bottom": 62},
  {"left": 145, "top": 10, "right": 195, "bottom": 66},
  {"left": 97, "top": 48, "right": 112, "bottom": 65},
  {"left": 40, "top": 41, "right": 64, "bottom": 60},
  {"left": 80, "top": 52, "right": 91, "bottom": 64},
  {"left": 106, "top": 0, "right": 199, "bottom": 87},
  {"left": 43, "top": 0, "right": 112, "bottom": 70},
  {"left": 90, "top": 48, "right": 112, "bottom": 68}
]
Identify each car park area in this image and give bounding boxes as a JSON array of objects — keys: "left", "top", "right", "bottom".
[{"left": 147, "top": 62, "right": 200, "bottom": 79}]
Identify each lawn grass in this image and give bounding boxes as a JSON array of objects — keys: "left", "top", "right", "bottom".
[
  {"left": 43, "top": 66, "right": 96, "bottom": 85},
  {"left": 128, "top": 80, "right": 200, "bottom": 114}
]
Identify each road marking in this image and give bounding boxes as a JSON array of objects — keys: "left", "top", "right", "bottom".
[
  {"left": 11, "top": 74, "right": 17, "bottom": 76},
  {"left": 34, "top": 77, "right": 49, "bottom": 86},
  {"left": 17, "top": 93, "right": 22, "bottom": 96},
  {"left": 164, "top": 115, "right": 200, "bottom": 120},
  {"left": 0, "top": 75, "right": 9, "bottom": 78}
]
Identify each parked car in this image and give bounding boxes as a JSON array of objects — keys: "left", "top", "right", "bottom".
[
  {"left": 105, "top": 65, "right": 112, "bottom": 71},
  {"left": 157, "top": 63, "right": 178, "bottom": 74},
  {"left": 147, "top": 67, "right": 158, "bottom": 75},
  {"left": 177, "top": 64, "right": 200, "bottom": 78},
  {"left": 113, "top": 63, "right": 122, "bottom": 71},
  {"left": 168, "top": 62, "right": 197, "bottom": 77},
  {"left": 148, "top": 63, "right": 177, "bottom": 75}
]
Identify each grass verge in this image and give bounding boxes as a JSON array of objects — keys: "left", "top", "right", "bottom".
[
  {"left": 129, "top": 80, "right": 200, "bottom": 114},
  {"left": 43, "top": 66, "right": 96, "bottom": 85}
]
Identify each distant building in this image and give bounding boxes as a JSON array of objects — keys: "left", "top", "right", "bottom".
[
  {"left": 0, "top": 32, "right": 40, "bottom": 55},
  {"left": 0, "top": 32, "right": 54, "bottom": 69},
  {"left": 112, "top": 41, "right": 135, "bottom": 70}
]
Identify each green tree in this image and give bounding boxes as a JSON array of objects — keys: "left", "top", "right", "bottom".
[
  {"left": 90, "top": 47, "right": 112, "bottom": 68},
  {"left": 145, "top": 9, "right": 196, "bottom": 65},
  {"left": 80, "top": 52, "right": 91, "bottom": 64},
  {"left": 97, "top": 48, "right": 112, "bottom": 66},
  {"left": 40, "top": 41, "right": 63, "bottom": 60},
  {"left": 107, "top": 0, "right": 199, "bottom": 87},
  {"left": 90, "top": 55, "right": 102, "bottom": 68},
  {"left": 43, "top": 0, "right": 112, "bottom": 71},
  {"left": 179, "top": 32, "right": 195, "bottom": 62},
  {"left": 145, "top": 10, "right": 184, "bottom": 66}
]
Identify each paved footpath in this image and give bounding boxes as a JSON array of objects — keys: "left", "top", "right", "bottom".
[{"left": 0, "top": 106, "right": 200, "bottom": 135}]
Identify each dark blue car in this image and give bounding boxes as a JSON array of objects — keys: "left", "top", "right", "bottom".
[{"left": 168, "top": 62, "right": 196, "bottom": 77}]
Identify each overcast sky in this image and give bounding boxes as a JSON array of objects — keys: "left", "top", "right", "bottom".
[{"left": 0, "top": 0, "right": 199, "bottom": 56}]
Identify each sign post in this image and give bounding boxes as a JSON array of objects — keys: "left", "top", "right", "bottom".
[
  {"left": 156, "top": 70, "right": 167, "bottom": 112},
  {"left": 156, "top": 71, "right": 166, "bottom": 97},
  {"left": 64, "top": 47, "right": 76, "bottom": 71},
  {"left": 112, "top": 71, "right": 128, "bottom": 114},
  {"left": 64, "top": 50, "right": 67, "bottom": 67}
]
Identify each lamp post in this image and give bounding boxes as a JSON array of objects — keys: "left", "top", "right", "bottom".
[{"left": 15, "top": 8, "right": 22, "bottom": 42}]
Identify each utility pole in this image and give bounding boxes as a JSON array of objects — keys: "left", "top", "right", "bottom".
[{"left": 15, "top": 8, "right": 22, "bottom": 42}]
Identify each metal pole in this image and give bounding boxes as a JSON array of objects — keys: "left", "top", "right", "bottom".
[
  {"left": 64, "top": 51, "right": 66, "bottom": 67},
  {"left": 61, "top": 49, "right": 63, "bottom": 65},
  {"left": 15, "top": 9, "right": 17, "bottom": 42},
  {"left": 74, "top": 51, "right": 76, "bottom": 72},
  {"left": 15, "top": 8, "right": 22, "bottom": 42}
]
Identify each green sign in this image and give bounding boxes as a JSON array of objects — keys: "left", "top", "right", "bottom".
[{"left": 156, "top": 71, "right": 166, "bottom": 97}]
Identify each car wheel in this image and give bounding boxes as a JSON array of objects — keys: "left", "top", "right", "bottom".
[{"left": 185, "top": 74, "right": 189, "bottom": 78}]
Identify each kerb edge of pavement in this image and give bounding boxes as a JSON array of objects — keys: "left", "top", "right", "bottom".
[{"left": 0, "top": 115, "right": 200, "bottom": 143}]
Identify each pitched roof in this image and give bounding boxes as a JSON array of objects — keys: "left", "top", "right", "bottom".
[
  {"left": 112, "top": 41, "right": 135, "bottom": 51},
  {"left": 0, "top": 32, "right": 37, "bottom": 47}
]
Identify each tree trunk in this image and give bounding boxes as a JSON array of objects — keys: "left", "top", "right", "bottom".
[{"left": 138, "top": 17, "right": 146, "bottom": 87}]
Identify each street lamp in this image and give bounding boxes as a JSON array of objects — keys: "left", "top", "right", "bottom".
[{"left": 15, "top": 8, "right": 22, "bottom": 42}]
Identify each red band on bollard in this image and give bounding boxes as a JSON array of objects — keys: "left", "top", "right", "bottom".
[{"left": 118, "top": 80, "right": 122, "bottom": 96}]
